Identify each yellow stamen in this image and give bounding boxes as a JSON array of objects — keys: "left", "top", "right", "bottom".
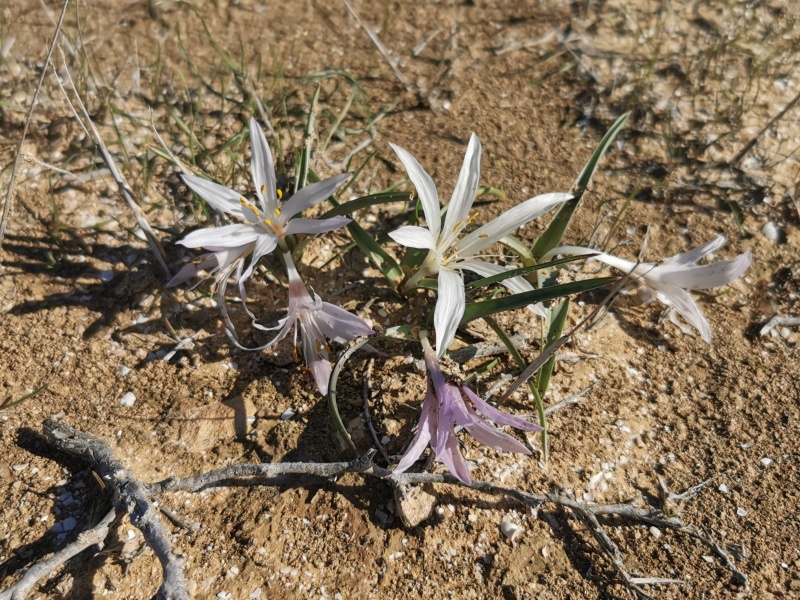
[
  {"left": 479, "top": 234, "right": 489, "bottom": 239},
  {"left": 277, "top": 189, "right": 283, "bottom": 200},
  {"left": 264, "top": 218, "right": 272, "bottom": 225},
  {"left": 240, "top": 197, "right": 260, "bottom": 216},
  {"left": 274, "top": 208, "right": 281, "bottom": 217},
  {"left": 260, "top": 184, "right": 266, "bottom": 195}
]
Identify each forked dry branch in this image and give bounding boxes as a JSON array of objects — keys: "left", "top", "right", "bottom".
[{"left": 0, "top": 418, "right": 748, "bottom": 600}]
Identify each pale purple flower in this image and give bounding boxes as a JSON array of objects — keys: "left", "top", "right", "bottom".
[
  {"left": 548, "top": 236, "right": 752, "bottom": 343},
  {"left": 395, "top": 335, "right": 542, "bottom": 485},
  {"left": 229, "top": 254, "right": 374, "bottom": 395},
  {"left": 174, "top": 116, "right": 351, "bottom": 286},
  {"left": 387, "top": 134, "right": 572, "bottom": 357}
]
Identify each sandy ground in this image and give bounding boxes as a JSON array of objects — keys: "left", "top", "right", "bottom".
[{"left": 1, "top": 1, "right": 799, "bottom": 598}]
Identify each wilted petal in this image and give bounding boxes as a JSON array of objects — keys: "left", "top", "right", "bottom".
[
  {"left": 285, "top": 216, "right": 352, "bottom": 236},
  {"left": 459, "top": 192, "right": 572, "bottom": 256},
  {"left": 661, "top": 235, "right": 726, "bottom": 268},
  {"left": 394, "top": 385, "right": 437, "bottom": 474},
  {"left": 389, "top": 225, "right": 437, "bottom": 250},
  {"left": 249, "top": 116, "right": 278, "bottom": 212},
  {"left": 300, "top": 317, "right": 332, "bottom": 395},
  {"left": 446, "top": 391, "right": 531, "bottom": 454},
  {"left": 182, "top": 173, "right": 245, "bottom": 219},
  {"left": 651, "top": 282, "right": 713, "bottom": 343},
  {"left": 442, "top": 133, "right": 481, "bottom": 243},
  {"left": 390, "top": 143, "right": 441, "bottom": 239},
  {"left": 434, "top": 268, "right": 466, "bottom": 358},
  {"left": 437, "top": 430, "right": 471, "bottom": 485},
  {"left": 461, "top": 385, "right": 542, "bottom": 432},
  {"left": 281, "top": 173, "right": 351, "bottom": 220},
  {"left": 317, "top": 301, "right": 375, "bottom": 342},
  {"left": 178, "top": 224, "right": 263, "bottom": 249},
  {"left": 655, "top": 250, "right": 752, "bottom": 290}
]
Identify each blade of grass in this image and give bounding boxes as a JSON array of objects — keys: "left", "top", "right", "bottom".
[{"left": 536, "top": 298, "right": 569, "bottom": 397}]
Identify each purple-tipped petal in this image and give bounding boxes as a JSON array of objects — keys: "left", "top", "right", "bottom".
[
  {"left": 461, "top": 386, "right": 542, "bottom": 432},
  {"left": 437, "top": 431, "right": 471, "bottom": 485},
  {"left": 395, "top": 385, "right": 437, "bottom": 474}
]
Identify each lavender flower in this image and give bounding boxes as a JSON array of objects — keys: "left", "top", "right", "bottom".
[
  {"left": 228, "top": 254, "right": 374, "bottom": 395},
  {"left": 395, "top": 334, "right": 541, "bottom": 484}
]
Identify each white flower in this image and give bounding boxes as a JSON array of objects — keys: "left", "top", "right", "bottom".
[
  {"left": 176, "top": 116, "right": 351, "bottom": 284},
  {"left": 548, "top": 236, "right": 752, "bottom": 342},
  {"left": 387, "top": 133, "right": 572, "bottom": 356},
  {"left": 229, "top": 254, "right": 374, "bottom": 395}
]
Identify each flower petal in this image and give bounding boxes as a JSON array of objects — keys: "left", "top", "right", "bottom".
[
  {"left": 281, "top": 173, "right": 351, "bottom": 220},
  {"left": 249, "top": 117, "right": 278, "bottom": 213},
  {"left": 300, "top": 316, "right": 332, "bottom": 395},
  {"left": 182, "top": 173, "right": 245, "bottom": 219},
  {"left": 654, "top": 250, "right": 752, "bottom": 290},
  {"left": 442, "top": 133, "right": 481, "bottom": 242},
  {"left": 284, "top": 216, "right": 352, "bottom": 236},
  {"left": 458, "top": 192, "right": 572, "bottom": 256},
  {"left": 388, "top": 225, "right": 437, "bottom": 250},
  {"left": 437, "top": 429, "right": 471, "bottom": 485},
  {"left": 394, "top": 384, "right": 437, "bottom": 474},
  {"left": 178, "top": 224, "right": 263, "bottom": 249},
  {"left": 651, "top": 282, "right": 713, "bottom": 343},
  {"left": 461, "top": 385, "right": 542, "bottom": 432},
  {"left": 434, "top": 268, "right": 466, "bottom": 358},
  {"left": 240, "top": 233, "right": 278, "bottom": 281},
  {"left": 661, "top": 235, "right": 727, "bottom": 268},
  {"left": 317, "top": 301, "right": 375, "bottom": 342},
  {"left": 390, "top": 143, "right": 441, "bottom": 239}
]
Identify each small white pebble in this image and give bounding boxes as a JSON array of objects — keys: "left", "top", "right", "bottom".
[
  {"left": 718, "top": 484, "right": 730, "bottom": 494},
  {"left": 500, "top": 517, "right": 522, "bottom": 543},
  {"left": 702, "top": 555, "right": 714, "bottom": 563},
  {"left": 736, "top": 507, "right": 748, "bottom": 517},
  {"left": 649, "top": 526, "right": 662, "bottom": 539},
  {"left": 127, "top": 529, "right": 136, "bottom": 540},
  {"left": 120, "top": 391, "right": 136, "bottom": 407},
  {"left": 762, "top": 221, "right": 781, "bottom": 242},
  {"left": 119, "top": 365, "right": 131, "bottom": 377},
  {"left": 249, "top": 588, "right": 262, "bottom": 599},
  {"left": 760, "top": 457, "right": 773, "bottom": 467},
  {"left": 12, "top": 463, "right": 29, "bottom": 472},
  {"left": 280, "top": 408, "right": 296, "bottom": 421}
]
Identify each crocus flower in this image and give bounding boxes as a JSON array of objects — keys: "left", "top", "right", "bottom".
[
  {"left": 547, "top": 236, "right": 752, "bottom": 343},
  {"left": 227, "top": 253, "right": 374, "bottom": 395},
  {"left": 387, "top": 133, "right": 573, "bottom": 357},
  {"left": 395, "top": 334, "right": 542, "bottom": 485},
  {"left": 175, "top": 116, "right": 351, "bottom": 285}
]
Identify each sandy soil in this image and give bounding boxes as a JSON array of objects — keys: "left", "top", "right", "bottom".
[{"left": 1, "top": 1, "right": 799, "bottom": 599}]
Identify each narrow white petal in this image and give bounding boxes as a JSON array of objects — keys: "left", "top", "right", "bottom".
[
  {"left": 442, "top": 133, "right": 481, "bottom": 239},
  {"left": 182, "top": 173, "right": 245, "bottom": 219},
  {"left": 457, "top": 259, "right": 532, "bottom": 293},
  {"left": 388, "top": 225, "right": 437, "bottom": 250},
  {"left": 552, "top": 246, "right": 641, "bottom": 275},
  {"left": 249, "top": 117, "right": 278, "bottom": 212},
  {"left": 459, "top": 192, "right": 572, "bottom": 255},
  {"left": 178, "top": 224, "right": 263, "bottom": 249},
  {"left": 281, "top": 173, "right": 351, "bottom": 220},
  {"left": 661, "top": 235, "right": 727, "bottom": 268},
  {"left": 390, "top": 143, "right": 441, "bottom": 238},
  {"left": 284, "top": 216, "right": 351, "bottom": 236},
  {"left": 654, "top": 250, "right": 752, "bottom": 290},
  {"left": 434, "top": 268, "right": 466, "bottom": 358},
  {"left": 651, "top": 282, "right": 713, "bottom": 343},
  {"left": 240, "top": 233, "right": 278, "bottom": 281}
]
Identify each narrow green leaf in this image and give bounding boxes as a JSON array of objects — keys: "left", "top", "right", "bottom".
[
  {"left": 461, "top": 277, "right": 616, "bottom": 324},
  {"left": 320, "top": 191, "right": 414, "bottom": 219},
  {"left": 536, "top": 299, "right": 569, "bottom": 397},
  {"left": 500, "top": 235, "right": 534, "bottom": 266},
  {"left": 295, "top": 85, "right": 321, "bottom": 193},
  {"left": 530, "top": 113, "right": 628, "bottom": 260},
  {"left": 465, "top": 254, "right": 596, "bottom": 291}
]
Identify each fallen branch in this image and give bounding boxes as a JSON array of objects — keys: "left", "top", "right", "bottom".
[
  {"left": 42, "top": 419, "right": 189, "bottom": 600},
  {"left": 3, "top": 419, "right": 747, "bottom": 600}
]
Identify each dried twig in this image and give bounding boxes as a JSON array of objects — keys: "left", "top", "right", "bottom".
[
  {"left": 42, "top": 419, "right": 189, "bottom": 600},
  {"left": 0, "top": 0, "right": 70, "bottom": 249},
  {"left": 0, "top": 508, "right": 117, "bottom": 600},
  {"left": 28, "top": 419, "right": 747, "bottom": 600}
]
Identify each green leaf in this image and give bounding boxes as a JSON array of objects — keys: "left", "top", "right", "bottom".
[
  {"left": 536, "top": 298, "right": 569, "bottom": 397},
  {"left": 461, "top": 277, "right": 616, "bottom": 324},
  {"left": 500, "top": 235, "right": 535, "bottom": 266},
  {"left": 530, "top": 113, "right": 628, "bottom": 260},
  {"left": 465, "top": 254, "right": 596, "bottom": 291},
  {"left": 320, "top": 191, "right": 414, "bottom": 219},
  {"left": 295, "top": 85, "right": 321, "bottom": 193}
]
